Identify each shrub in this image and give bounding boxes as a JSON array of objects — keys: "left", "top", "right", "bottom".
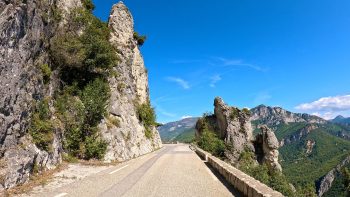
[
  {"left": 133, "top": 32, "right": 147, "bottom": 46},
  {"left": 40, "top": 64, "right": 52, "bottom": 84},
  {"left": 198, "top": 130, "right": 226, "bottom": 157},
  {"left": 238, "top": 150, "right": 296, "bottom": 196},
  {"left": 242, "top": 108, "right": 251, "bottom": 116},
  {"left": 136, "top": 102, "right": 156, "bottom": 127},
  {"left": 84, "top": 136, "right": 107, "bottom": 160},
  {"left": 81, "top": 78, "right": 110, "bottom": 126},
  {"left": 50, "top": 34, "right": 86, "bottom": 68},
  {"left": 229, "top": 107, "right": 239, "bottom": 120},
  {"left": 30, "top": 99, "right": 54, "bottom": 153},
  {"left": 82, "top": 0, "right": 95, "bottom": 11},
  {"left": 136, "top": 101, "right": 156, "bottom": 139},
  {"left": 296, "top": 183, "right": 317, "bottom": 197},
  {"left": 145, "top": 127, "right": 153, "bottom": 139}
]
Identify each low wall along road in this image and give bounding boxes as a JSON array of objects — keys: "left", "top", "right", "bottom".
[{"left": 194, "top": 146, "right": 284, "bottom": 197}]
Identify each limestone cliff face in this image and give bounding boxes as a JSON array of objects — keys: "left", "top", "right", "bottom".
[
  {"left": 0, "top": 0, "right": 161, "bottom": 190},
  {"left": 251, "top": 105, "right": 326, "bottom": 127},
  {"left": 0, "top": 0, "right": 77, "bottom": 190},
  {"left": 98, "top": 2, "right": 162, "bottom": 162},
  {"left": 213, "top": 97, "right": 254, "bottom": 161},
  {"left": 255, "top": 126, "right": 282, "bottom": 172},
  {"left": 317, "top": 156, "right": 350, "bottom": 196}
]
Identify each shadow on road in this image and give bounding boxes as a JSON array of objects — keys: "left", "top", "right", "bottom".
[{"left": 204, "top": 162, "right": 243, "bottom": 197}]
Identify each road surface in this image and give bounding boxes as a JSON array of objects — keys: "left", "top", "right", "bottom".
[{"left": 33, "top": 144, "right": 239, "bottom": 197}]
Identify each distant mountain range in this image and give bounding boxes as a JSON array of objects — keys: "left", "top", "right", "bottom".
[
  {"left": 331, "top": 115, "right": 350, "bottom": 125},
  {"left": 158, "top": 118, "right": 198, "bottom": 143},
  {"left": 159, "top": 105, "right": 350, "bottom": 196}
]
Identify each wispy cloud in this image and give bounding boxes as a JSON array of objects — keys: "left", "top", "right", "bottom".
[
  {"left": 154, "top": 104, "right": 177, "bottom": 118},
  {"left": 215, "top": 57, "right": 267, "bottom": 72},
  {"left": 181, "top": 115, "right": 193, "bottom": 119},
  {"left": 166, "top": 77, "right": 190, "bottom": 89},
  {"left": 296, "top": 95, "right": 350, "bottom": 120},
  {"left": 209, "top": 74, "right": 222, "bottom": 88},
  {"left": 169, "top": 59, "right": 204, "bottom": 64}
]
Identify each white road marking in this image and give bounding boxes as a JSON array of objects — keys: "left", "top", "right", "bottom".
[
  {"left": 54, "top": 193, "right": 68, "bottom": 197},
  {"left": 109, "top": 165, "right": 129, "bottom": 175},
  {"left": 205, "top": 166, "right": 219, "bottom": 181}
]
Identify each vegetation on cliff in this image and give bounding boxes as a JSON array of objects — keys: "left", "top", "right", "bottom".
[{"left": 30, "top": 1, "right": 117, "bottom": 160}]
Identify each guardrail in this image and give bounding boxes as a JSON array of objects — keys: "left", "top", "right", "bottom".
[{"left": 194, "top": 146, "right": 284, "bottom": 197}]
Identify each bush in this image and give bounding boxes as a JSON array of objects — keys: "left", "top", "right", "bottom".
[
  {"left": 198, "top": 130, "right": 226, "bottom": 157},
  {"left": 84, "top": 136, "right": 107, "bottom": 160},
  {"left": 30, "top": 99, "right": 54, "bottom": 153},
  {"left": 51, "top": 9, "right": 117, "bottom": 72},
  {"left": 136, "top": 101, "right": 156, "bottom": 139},
  {"left": 242, "top": 108, "right": 251, "bottom": 116},
  {"left": 145, "top": 127, "right": 153, "bottom": 139},
  {"left": 40, "top": 64, "right": 52, "bottom": 84},
  {"left": 133, "top": 32, "right": 147, "bottom": 46},
  {"left": 82, "top": 0, "right": 95, "bottom": 11},
  {"left": 50, "top": 34, "right": 86, "bottom": 68},
  {"left": 81, "top": 78, "right": 110, "bottom": 126},
  {"left": 238, "top": 150, "right": 296, "bottom": 196},
  {"left": 136, "top": 101, "right": 157, "bottom": 132},
  {"left": 229, "top": 107, "right": 239, "bottom": 120}
]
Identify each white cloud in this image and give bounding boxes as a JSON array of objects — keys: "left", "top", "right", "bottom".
[
  {"left": 209, "top": 74, "right": 222, "bottom": 88},
  {"left": 296, "top": 95, "right": 350, "bottom": 120},
  {"left": 166, "top": 77, "right": 190, "bottom": 89},
  {"left": 181, "top": 115, "right": 193, "bottom": 119},
  {"left": 296, "top": 95, "right": 350, "bottom": 111},
  {"left": 311, "top": 112, "right": 337, "bottom": 120}
]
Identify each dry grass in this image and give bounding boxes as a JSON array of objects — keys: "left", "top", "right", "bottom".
[
  {"left": 4, "top": 163, "right": 68, "bottom": 196},
  {"left": 78, "top": 159, "right": 120, "bottom": 167}
]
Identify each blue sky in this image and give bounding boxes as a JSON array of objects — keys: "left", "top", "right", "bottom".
[{"left": 94, "top": 0, "right": 350, "bottom": 123}]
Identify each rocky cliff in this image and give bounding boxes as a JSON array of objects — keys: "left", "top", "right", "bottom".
[
  {"left": 196, "top": 97, "right": 281, "bottom": 171},
  {"left": 251, "top": 105, "right": 326, "bottom": 127},
  {"left": 99, "top": 2, "right": 161, "bottom": 162},
  {"left": 0, "top": 0, "right": 75, "bottom": 190},
  {"left": 316, "top": 155, "right": 350, "bottom": 196},
  {"left": 0, "top": 0, "right": 161, "bottom": 191}
]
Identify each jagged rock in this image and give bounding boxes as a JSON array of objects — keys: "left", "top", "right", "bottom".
[
  {"left": 196, "top": 98, "right": 282, "bottom": 171},
  {"left": 195, "top": 97, "right": 254, "bottom": 162},
  {"left": 305, "top": 140, "right": 315, "bottom": 154},
  {"left": 255, "top": 125, "right": 282, "bottom": 172},
  {"left": 251, "top": 105, "right": 326, "bottom": 127},
  {"left": 317, "top": 155, "right": 350, "bottom": 196},
  {"left": 98, "top": 2, "right": 162, "bottom": 162},
  {"left": 214, "top": 97, "right": 254, "bottom": 162}
]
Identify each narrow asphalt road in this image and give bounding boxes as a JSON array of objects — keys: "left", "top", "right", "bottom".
[{"left": 34, "top": 144, "right": 239, "bottom": 197}]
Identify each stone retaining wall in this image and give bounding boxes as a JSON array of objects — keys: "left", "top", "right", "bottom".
[{"left": 195, "top": 146, "right": 283, "bottom": 197}]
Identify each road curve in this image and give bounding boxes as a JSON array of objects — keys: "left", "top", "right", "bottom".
[{"left": 33, "top": 144, "right": 239, "bottom": 197}]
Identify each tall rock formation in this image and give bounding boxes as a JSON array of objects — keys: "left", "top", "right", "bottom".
[
  {"left": 98, "top": 2, "right": 162, "bottom": 162},
  {"left": 254, "top": 125, "right": 282, "bottom": 172},
  {"left": 213, "top": 97, "right": 254, "bottom": 161},
  {"left": 196, "top": 97, "right": 282, "bottom": 172},
  {"left": 0, "top": 0, "right": 161, "bottom": 191}
]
